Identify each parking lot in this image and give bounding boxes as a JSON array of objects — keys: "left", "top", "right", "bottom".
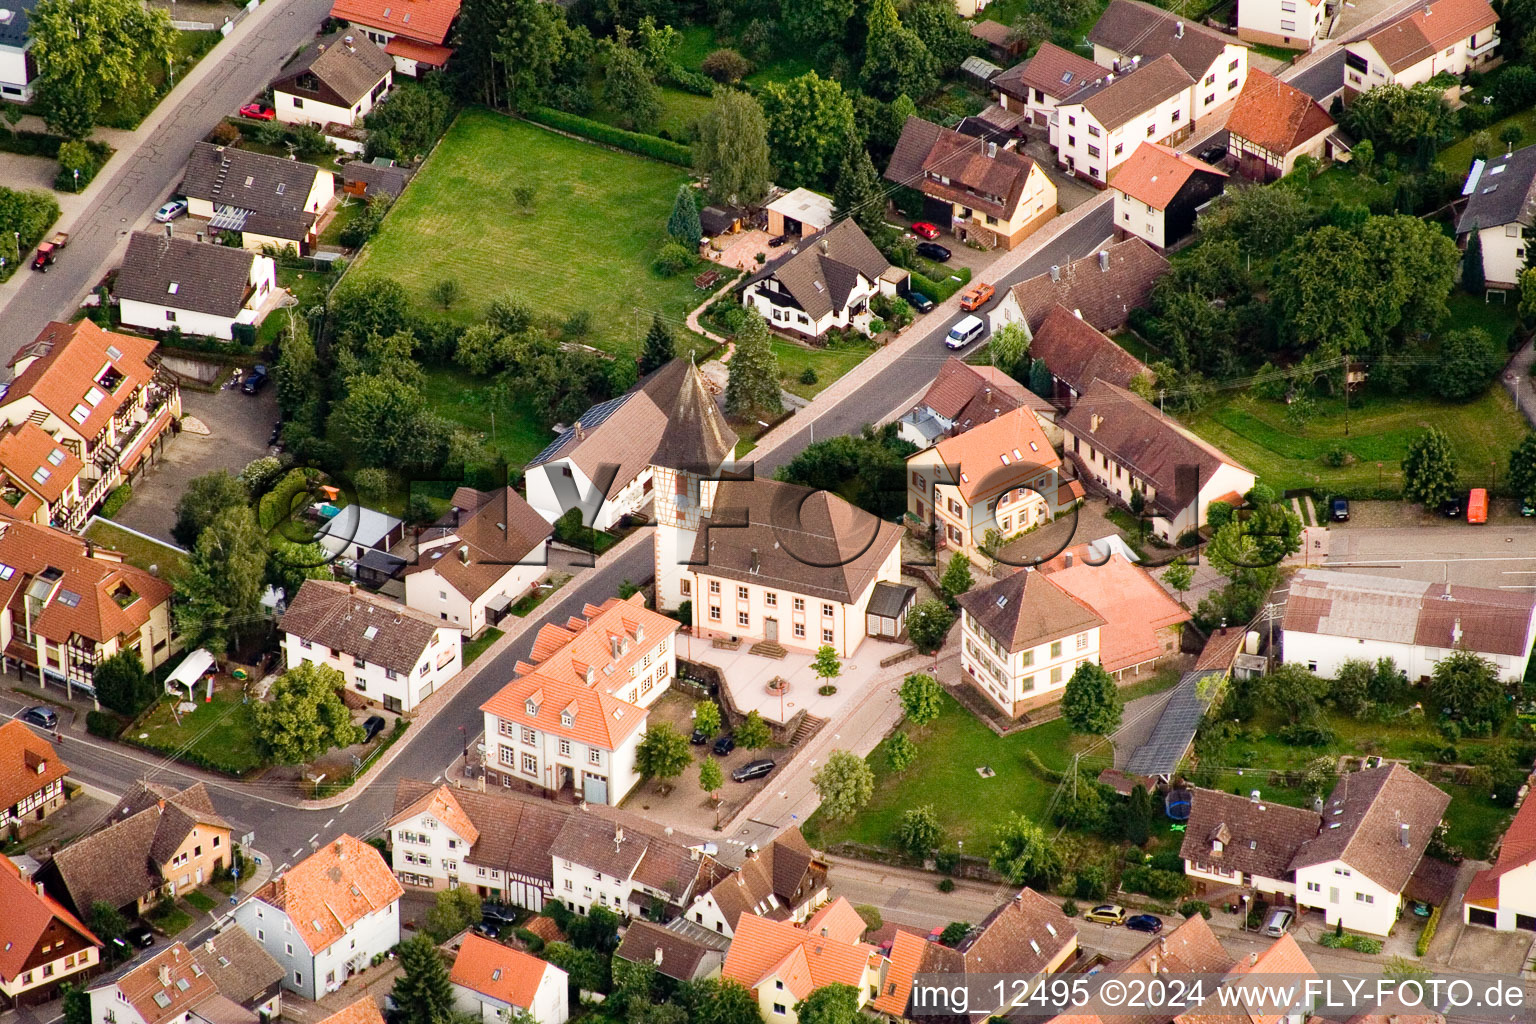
[
  {"left": 1323, "top": 503, "right": 1536, "bottom": 588},
  {"left": 113, "top": 381, "right": 278, "bottom": 544}
]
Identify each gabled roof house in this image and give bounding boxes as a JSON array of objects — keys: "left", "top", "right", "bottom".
[
  {"left": 1026, "top": 304, "right": 1150, "bottom": 409},
  {"left": 327, "top": 0, "right": 460, "bottom": 75},
  {"left": 740, "top": 220, "right": 895, "bottom": 338},
  {"left": 1110, "top": 142, "right": 1227, "bottom": 251},
  {"left": 1343, "top": 0, "right": 1498, "bottom": 94},
  {"left": 897, "top": 356, "right": 1056, "bottom": 450},
  {"left": 1455, "top": 142, "right": 1536, "bottom": 289},
  {"left": 271, "top": 31, "right": 392, "bottom": 127},
  {"left": 180, "top": 143, "right": 335, "bottom": 253},
  {"left": 116, "top": 232, "right": 278, "bottom": 342},
  {"left": 992, "top": 239, "right": 1169, "bottom": 333},
  {"left": 1226, "top": 70, "right": 1341, "bottom": 182}
]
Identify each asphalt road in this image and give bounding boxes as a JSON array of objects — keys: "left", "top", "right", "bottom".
[
  {"left": 753, "top": 201, "right": 1116, "bottom": 478},
  {"left": 1287, "top": 50, "right": 1346, "bottom": 101},
  {"left": 0, "top": 0, "right": 334, "bottom": 362}
]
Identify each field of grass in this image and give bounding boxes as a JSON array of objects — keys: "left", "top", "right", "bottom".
[
  {"left": 258, "top": 266, "right": 335, "bottom": 347},
  {"left": 422, "top": 365, "right": 559, "bottom": 468},
  {"left": 349, "top": 108, "right": 705, "bottom": 356},
  {"left": 1440, "top": 109, "right": 1536, "bottom": 179},
  {"left": 773, "top": 339, "right": 878, "bottom": 399},
  {"left": 183, "top": 890, "right": 218, "bottom": 912},
  {"left": 1183, "top": 385, "right": 1528, "bottom": 497},
  {"left": 463, "top": 627, "right": 504, "bottom": 665},
  {"left": 590, "top": 86, "right": 714, "bottom": 142},
  {"left": 804, "top": 689, "right": 1093, "bottom": 853},
  {"left": 83, "top": 520, "right": 188, "bottom": 578},
  {"left": 128, "top": 688, "right": 265, "bottom": 776}
]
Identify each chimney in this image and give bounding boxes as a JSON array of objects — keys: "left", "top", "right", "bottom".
[
  {"left": 746, "top": 843, "right": 759, "bottom": 859},
  {"left": 317, "top": 43, "right": 326, "bottom": 52},
  {"left": 164, "top": 222, "right": 173, "bottom": 239},
  {"left": 1175, "top": 20, "right": 1184, "bottom": 36},
  {"left": 35, "top": 881, "right": 45, "bottom": 896},
  {"left": 1098, "top": 250, "right": 1110, "bottom": 272},
  {"left": 1073, "top": 308, "right": 1082, "bottom": 319},
  {"left": 1131, "top": 55, "right": 1141, "bottom": 68},
  {"left": 614, "top": 826, "right": 625, "bottom": 851},
  {"left": 158, "top": 966, "right": 172, "bottom": 987},
  {"left": 1049, "top": 265, "right": 1060, "bottom": 282},
  {"left": 1248, "top": 951, "right": 1259, "bottom": 966},
  {"left": 987, "top": 141, "right": 998, "bottom": 159},
  {"left": 611, "top": 636, "right": 622, "bottom": 659},
  {"left": 1089, "top": 413, "right": 1102, "bottom": 433},
  {"left": 819, "top": 237, "right": 829, "bottom": 255},
  {"left": 1064, "top": 552, "right": 1074, "bottom": 567},
  {"left": 85, "top": 540, "right": 94, "bottom": 559},
  {"left": 575, "top": 420, "right": 585, "bottom": 441},
  {"left": 344, "top": 34, "right": 355, "bottom": 48},
  {"left": 336, "top": 838, "right": 345, "bottom": 858},
  {"left": 654, "top": 947, "right": 665, "bottom": 966},
  {"left": 1112, "top": 58, "right": 1122, "bottom": 72},
  {"left": 749, "top": 548, "right": 761, "bottom": 574},
  {"left": 459, "top": 544, "right": 470, "bottom": 564},
  {"left": 1399, "top": 822, "right": 1410, "bottom": 847},
  {"left": 1452, "top": 617, "right": 1463, "bottom": 645},
  {"left": 204, "top": 940, "right": 215, "bottom": 954}
]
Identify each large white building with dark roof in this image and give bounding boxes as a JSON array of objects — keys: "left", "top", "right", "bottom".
[
  {"left": 116, "top": 233, "right": 278, "bottom": 341},
  {"left": 739, "top": 220, "right": 894, "bottom": 338}
]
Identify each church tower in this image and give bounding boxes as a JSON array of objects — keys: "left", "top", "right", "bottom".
[{"left": 651, "top": 363, "right": 737, "bottom": 611}]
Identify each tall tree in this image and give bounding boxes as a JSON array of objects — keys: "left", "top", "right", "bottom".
[
  {"left": 424, "top": 887, "right": 483, "bottom": 941},
  {"left": 452, "top": 0, "right": 516, "bottom": 106},
  {"left": 174, "top": 506, "right": 267, "bottom": 655},
  {"left": 61, "top": 984, "right": 89, "bottom": 1024},
  {"left": 1510, "top": 433, "right": 1536, "bottom": 506},
  {"left": 940, "top": 552, "right": 974, "bottom": 599},
  {"left": 896, "top": 804, "right": 942, "bottom": 856},
  {"left": 773, "top": 424, "right": 916, "bottom": 519},
  {"left": 780, "top": 0, "right": 856, "bottom": 46},
  {"left": 1162, "top": 557, "right": 1194, "bottom": 608},
  {"left": 795, "top": 984, "right": 862, "bottom": 1024},
  {"left": 1428, "top": 650, "right": 1506, "bottom": 731},
  {"left": 724, "top": 311, "right": 783, "bottom": 418},
  {"left": 899, "top": 672, "right": 944, "bottom": 726},
  {"left": 667, "top": 184, "right": 703, "bottom": 249},
  {"left": 698, "top": 755, "right": 724, "bottom": 803},
  {"left": 251, "top": 662, "right": 363, "bottom": 764},
  {"left": 172, "top": 471, "right": 248, "bottom": 548},
  {"left": 94, "top": 650, "right": 153, "bottom": 716},
  {"left": 603, "top": 41, "right": 663, "bottom": 133},
  {"left": 812, "top": 645, "right": 842, "bottom": 689},
  {"left": 636, "top": 723, "right": 692, "bottom": 790},
  {"left": 1433, "top": 327, "right": 1502, "bottom": 401},
  {"left": 29, "top": 0, "right": 174, "bottom": 138},
  {"left": 676, "top": 979, "right": 761, "bottom": 1024},
  {"left": 330, "top": 373, "right": 437, "bottom": 468},
  {"left": 905, "top": 600, "right": 954, "bottom": 655},
  {"left": 1061, "top": 662, "right": 1123, "bottom": 734},
  {"left": 832, "top": 139, "right": 887, "bottom": 237},
  {"left": 361, "top": 83, "right": 454, "bottom": 161},
  {"left": 1463, "top": 221, "right": 1486, "bottom": 294},
  {"left": 639, "top": 315, "right": 675, "bottom": 376},
  {"left": 759, "top": 72, "right": 859, "bottom": 190},
  {"left": 817, "top": 749, "right": 878, "bottom": 822},
  {"left": 735, "top": 709, "right": 772, "bottom": 749},
  {"left": 905, "top": 0, "right": 975, "bottom": 71},
  {"left": 695, "top": 90, "right": 772, "bottom": 206},
  {"left": 275, "top": 312, "right": 321, "bottom": 431},
  {"left": 1403, "top": 427, "right": 1458, "bottom": 510},
  {"left": 861, "top": 0, "right": 938, "bottom": 101},
  {"left": 491, "top": 0, "right": 564, "bottom": 110},
  {"left": 989, "top": 812, "right": 1063, "bottom": 887},
  {"left": 989, "top": 322, "right": 1030, "bottom": 379},
  {"left": 692, "top": 699, "right": 722, "bottom": 738},
  {"left": 391, "top": 936, "right": 457, "bottom": 1024}
]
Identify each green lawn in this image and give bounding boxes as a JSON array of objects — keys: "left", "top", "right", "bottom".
[
  {"left": 1183, "top": 385, "right": 1529, "bottom": 497},
  {"left": 82, "top": 521, "right": 188, "bottom": 578},
  {"left": 259, "top": 265, "right": 336, "bottom": 347},
  {"left": 804, "top": 689, "right": 1092, "bottom": 853},
  {"left": 148, "top": 903, "right": 193, "bottom": 937},
  {"left": 673, "top": 22, "right": 815, "bottom": 88},
  {"left": 1440, "top": 109, "right": 1536, "bottom": 179},
  {"left": 320, "top": 196, "right": 367, "bottom": 246},
  {"left": 1193, "top": 706, "right": 1514, "bottom": 858},
  {"left": 1247, "top": 41, "right": 1302, "bottom": 63},
  {"left": 128, "top": 688, "right": 265, "bottom": 776},
  {"left": 421, "top": 365, "right": 558, "bottom": 468},
  {"left": 511, "top": 574, "right": 570, "bottom": 617},
  {"left": 183, "top": 890, "right": 218, "bottom": 912},
  {"left": 773, "top": 339, "right": 878, "bottom": 399},
  {"left": 348, "top": 108, "right": 706, "bottom": 357},
  {"left": 463, "top": 627, "right": 504, "bottom": 665},
  {"left": 590, "top": 86, "right": 714, "bottom": 142}
]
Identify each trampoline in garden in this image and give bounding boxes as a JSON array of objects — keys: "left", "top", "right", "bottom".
[{"left": 1165, "top": 788, "right": 1192, "bottom": 820}]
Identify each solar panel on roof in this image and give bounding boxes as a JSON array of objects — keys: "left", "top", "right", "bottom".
[
  {"left": 528, "top": 393, "right": 635, "bottom": 466},
  {"left": 1124, "top": 670, "right": 1221, "bottom": 776}
]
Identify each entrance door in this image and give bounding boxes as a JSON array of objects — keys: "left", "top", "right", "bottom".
[
  {"left": 196, "top": 867, "right": 204, "bottom": 884},
  {"left": 765, "top": 618, "right": 779, "bottom": 642}
]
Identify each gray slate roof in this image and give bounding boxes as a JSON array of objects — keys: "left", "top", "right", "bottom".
[
  {"left": 741, "top": 220, "right": 890, "bottom": 321},
  {"left": 181, "top": 143, "right": 325, "bottom": 241},
  {"left": 1088, "top": 0, "right": 1240, "bottom": 79},
  {"left": 282, "top": 579, "right": 452, "bottom": 675},
  {"left": 271, "top": 32, "right": 392, "bottom": 109},
  {"left": 955, "top": 569, "right": 1104, "bottom": 653},
  {"left": 1456, "top": 144, "right": 1536, "bottom": 232},
  {"left": 341, "top": 159, "right": 412, "bottom": 198},
  {"left": 116, "top": 233, "right": 257, "bottom": 317},
  {"left": 0, "top": 0, "right": 40, "bottom": 49}
]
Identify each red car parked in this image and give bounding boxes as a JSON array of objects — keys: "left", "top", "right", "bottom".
[
  {"left": 240, "top": 103, "right": 276, "bottom": 120},
  {"left": 910, "top": 221, "right": 941, "bottom": 240}
]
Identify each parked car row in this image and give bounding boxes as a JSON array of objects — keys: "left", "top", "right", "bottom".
[{"left": 687, "top": 725, "right": 775, "bottom": 780}]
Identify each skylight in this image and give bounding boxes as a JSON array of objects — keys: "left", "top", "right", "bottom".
[
  {"left": 492, "top": 969, "right": 503, "bottom": 981},
  {"left": 56, "top": 589, "right": 81, "bottom": 607},
  {"left": 364, "top": 625, "right": 379, "bottom": 640},
  {"left": 999, "top": 454, "right": 1010, "bottom": 465},
  {"left": 0, "top": 564, "right": 14, "bottom": 581},
  {"left": 1012, "top": 448, "right": 1022, "bottom": 459},
  {"left": 276, "top": 183, "right": 286, "bottom": 195},
  {"left": 1062, "top": 71, "right": 1074, "bottom": 84},
  {"left": 47, "top": 449, "right": 64, "bottom": 466},
  {"left": 168, "top": 282, "right": 180, "bottom": 294},
  {"left": 175, "top": 979, "right": 191, "bottom": 992},
  {"left": 244, "top": 176, "right": 255, "bottom": 187},
  {"left": 106, "top": 345, "right": 123, "bottom": 360},
  {"left": 153, "top": 993, "right": 172, "bottom": 1009},
  {"left": 32, "top": 467, "right": 50, "bottom": 484},
  {"left": 69, "top": 405, "right": 89, "bottom": 424},
  {"left": 84, "top": 387, "right": 105, "bottom": 407}
]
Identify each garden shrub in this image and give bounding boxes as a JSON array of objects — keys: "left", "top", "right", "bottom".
[
  {"left": 86, "top": 710, "right": 123, "bottom": 739},
  {"left": 1416, "top": 905, "right": 1441, "bottom": 956},
  {"left": 1121, "top": 866, "right": 1192, "bottom": 899},
  {"left": 526, "top": 107, "right": 693, "bottom": 166},
  {"left": 1074, "top": 866, "right": 1108, "bottom": 900},
  {"left": 937, "top": 877, "right": 955, "bottom": 892},
  {"left": 100, "top": 485, "right": 132, "bottom": 519},
  {"left": 1178, "top": 900, "right": 1212, "bottom": 919},
  {"left": 1062, "top": 899, "right": 1080, "bottom": 917},
  {"left": 799, "top": 367, "right": 818, "bottom": 385},
  {"left": 1277, "top": 722, "right": 1338, "bottom": 746},
  {"left": 654, "top": 242, "right": 695, "bottom": 277},
  {"left": 1319, "top": 932, "right": 1383, "bottom": 953}
]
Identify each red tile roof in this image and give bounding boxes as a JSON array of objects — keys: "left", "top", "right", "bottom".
[
  {"left": 930, "top": 405, "right": 1060, "bottom": 504},
  {"left": 1466, "top": 793, "right": 1536, "bottom": 903},
  {"left": 329, "top": 0, "right": 459, "bottom": 45},
  {"left": 0, "top": 855, "right": 97, "bottom": 985},
  {"left": 722, "top": 912, "right": 877, "bottom": 1003},
  {"left": 450, "top": 933, "right": 556, "bottom": 1010},
  {"left": 116, "top": 943, "right": 218, "bottom": 1024},
  {"left": 316, "top": 997, "right": 387, "bottom": 1024},
  {"left": 383, "top": 35, "right": 454, "bottom": 65},
  {"left": 3, "top": 322, "right": 157, "bottom": 443},
  {"left": 0, "top": 719, "right": 68, "bottom": 814},
  {"left": 0, "top": 422, "right": 84, "bottom": 506},
  {"left": 994, "top": 42, "right": 1108, "bottom": 102},
  {"left": 1112, "top": 142, "right": 1226, "bottom": 211},
  {"left": 1043, "top": 552, "right": 1190, "bottom": 671},
  {"left": 871, "top": 929, "right": 928, "bottom": 1016},
  {"left": 1356, "top": 0, "right": 1496, "bottom": 72},
  {"left": 803, "top": 896, "right": 867, "bottom": 944},
  {"left": 251, "top": 835, "right": 403, "bottom": 955},
  {"left": 1227, "top": 70, "right": 1336, "bottom": 157},
  {"left": 481, "top": 674, "right": 648, "bottom": 753}
]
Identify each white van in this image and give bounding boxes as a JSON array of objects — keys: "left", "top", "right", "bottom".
[{"left": 945, "top": 315, "right": 984, "bottom": 349}]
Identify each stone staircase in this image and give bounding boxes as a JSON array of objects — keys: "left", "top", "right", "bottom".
[
  {"left": 749, "top": 639, "right": 787, "bottom": 659},
  {"left": 790, "top": 713, "right": 828, "bottom": 748}
]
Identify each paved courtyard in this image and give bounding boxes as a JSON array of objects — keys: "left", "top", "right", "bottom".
[{"left": 685, "top": 635, "right": 908, "bottom": 726}]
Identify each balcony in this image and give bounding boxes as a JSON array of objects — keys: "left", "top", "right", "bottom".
[{"left": 1468, "top": 34, "right": 1500, "bottom": 58}]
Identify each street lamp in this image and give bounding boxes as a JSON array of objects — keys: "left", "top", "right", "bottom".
[
  {"left": 459, "top": 725, "right": 469, "bottom": 770},
  {"left": 72, "top": 168, "right": 79, "bottom": 192}
]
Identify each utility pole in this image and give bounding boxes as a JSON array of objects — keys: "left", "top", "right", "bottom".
[{"left": 1342, "top": 353, "right": 1350, "bottom": 436}]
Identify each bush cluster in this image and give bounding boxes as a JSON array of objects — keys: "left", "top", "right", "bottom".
[{"left": 526, "top": 107, "right": 693, "bottom": 166}]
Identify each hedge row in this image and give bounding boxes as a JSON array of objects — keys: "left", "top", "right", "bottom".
[
  {"left": 100, "top": 485, "right": 132, "bottom": 519},
  {"left": 525, "top": 107, "right": 693, "bottom": 167}
]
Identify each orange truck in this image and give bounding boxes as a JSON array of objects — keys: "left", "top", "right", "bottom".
[
  {"left": 1467, "top": 487, "right": 1488, "bottom": 524},
  {"left": 959, "top": 281, "right": 995, "bottom": 311}
]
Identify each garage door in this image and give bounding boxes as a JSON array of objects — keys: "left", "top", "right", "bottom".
[
  {"left": 1468, "top": 907, "right": 1497, "bottom": 927},
  {"left": 1516, "top": 913, "right": 1536, "bottom": 932}
]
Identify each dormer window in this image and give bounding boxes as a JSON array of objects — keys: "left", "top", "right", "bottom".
[
  {"left": 561, "top": 711, "right": 573, "bottom": 727},
  {"left": 1212, "top": 839, "right": 1223, "bottom": 853},
  {"left": 526, "top": 699, "right": 538, "bottom": 716}
]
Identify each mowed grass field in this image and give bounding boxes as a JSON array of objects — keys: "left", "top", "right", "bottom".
[
  {"left": 349, "top": 108, "right": 705, "bottom": 356},
  {"left": 1183, "top": 385, "right": 1528, "bottom": 497}
]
